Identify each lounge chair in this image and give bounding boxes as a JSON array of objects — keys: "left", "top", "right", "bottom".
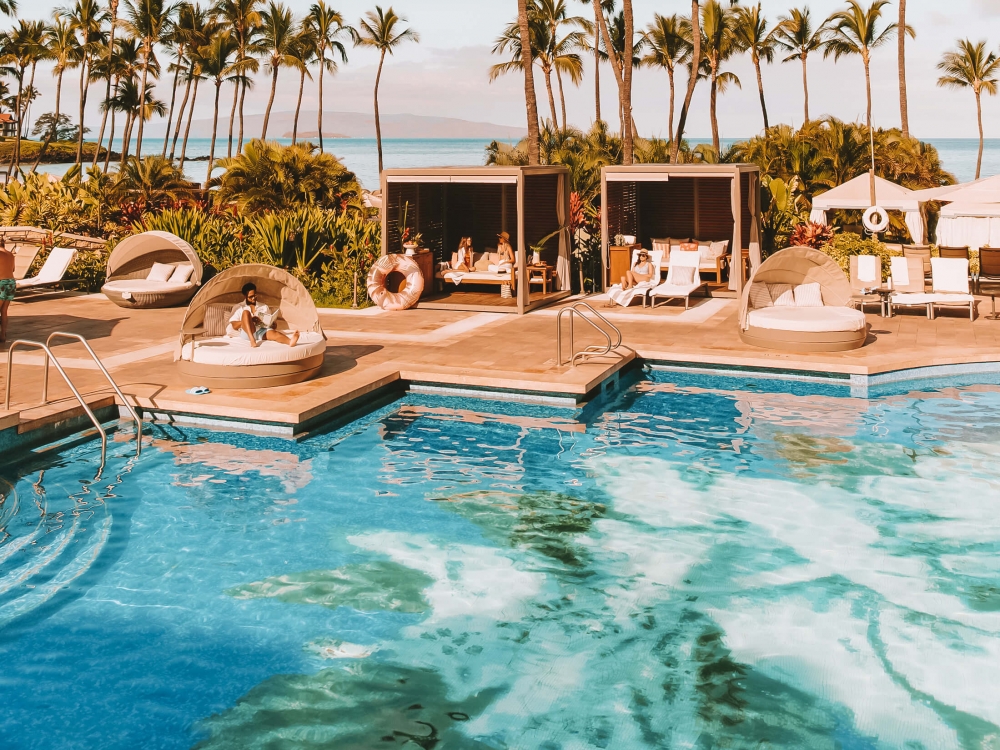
[
  {"left": 176, "top": 264, "right": 327, "bottom": 389},
  {"left": 978, "top": 248, "right": 1000, "bottom": 320},
  {"left": 606, "top": 248, "right": 663, "bottom": 308},
  {"left": 15, "top": 247, "right": 77, "bottom": 292},
  {"left": 903, "top": 245, "right": 932, "bottom": 286},
  {"left": 102, "top": 231, "right": 203, "bottom": 309},
  {"left": 648, "top": 250, "right": 705, "bottom": 309},
  {"left": 927, "top": 257, "right": 976, "bottom": 320},
  {"left": 938, "top": 245, "right": 976, "bottom": 291},
  {"left": 849, "top": 255, "right": 883, "bottom": 314},
  {"left": 888, "top": 256, "right": 932, "bottom": 318},
  {"left": 12, "top": 244, "right": 40, "bottom": 280},
  {"left": 739, "top": 246, "right": 868, "bottom": 352}
]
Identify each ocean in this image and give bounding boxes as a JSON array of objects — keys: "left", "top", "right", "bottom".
[{"left": 34, "top": 136, "right": 999, "bottom": 190}]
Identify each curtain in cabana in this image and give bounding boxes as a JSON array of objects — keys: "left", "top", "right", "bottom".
[
  {"left": 748, "top": 172, "right": 762, "bottom": 273},
  {"left": 729, "top": 176, "right": 740, "bottom": 291},
  {"left": 904, "top": 210, "right": 926, "bottom": 244},
  {"left": 556, "top": 173, "right": 571, "bottom": 291}
]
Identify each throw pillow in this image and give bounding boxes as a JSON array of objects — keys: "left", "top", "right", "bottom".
[
  {"left": 768, "top": 283, "right": 796, "bottom": 307},
  {"left": 710, "top": 240, "right": 729, "bottom": 258},
  {"left": 679, "top": 242, "right": 699, "bottom": 253},
  {"left": 169, "top": 264, "right": 194, "bottom": 284},
  {"left": 672, "top": 266, "right": 696, "bottom": 285},
  {"left": 473, "top": 253, "right": 491, "bottom": 272},
  {"left": 749, "top": 282, "right": 773, "bottom": 309},
  {"left": 204, "top": 303, "right": 231, "bottom": 337},
  {"left": 147, "top": 262, "right": 174, "bottom": 282},
  {"left": 794, "top": 282, "right": 825, "bottom": 307},
  {"left": 697, "top": 244, "right": 713, "bottom": 262}
]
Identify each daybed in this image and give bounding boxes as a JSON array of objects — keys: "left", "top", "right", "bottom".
[
  {"left": 739, "top": 246, "right": 868, "bottom": 352},
  {"left": 175, "top": 264, "right": 327, "bottom": 389},
  {"left": 435, "top": 250, "right": 516, "bottom": 293},
  {"left": 102, "top": 231, "right": 203, "bottom": 309},
  {"left": 652, "top": 238, "right": 729, "bottom": 283}
]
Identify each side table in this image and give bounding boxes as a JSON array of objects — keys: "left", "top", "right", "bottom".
[{"left": 526, "top": 264, "right": 555, "bottom": 294}]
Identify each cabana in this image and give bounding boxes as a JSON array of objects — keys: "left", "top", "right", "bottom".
[
  {"left": 102, "top": 231, "right": 203, "bottom": 308},
  {"left": 915, "top": 175, "right": 1000, "bottom": 249},
  {"left": 809, "top": 175, "right": 927, "bottom": 243},
  {"left": 380, "top": 166, "right": 573, "bottom": 314},
  {"left": 601, "top": 164, "right": 762, "bottom": 296},
  {"left": 175, "top": 264, "right": 327, "bottom": 389}
]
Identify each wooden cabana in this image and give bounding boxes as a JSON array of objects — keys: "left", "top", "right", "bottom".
[
  {"left": 601, "top": 164, "right": 762, "bottom": 295},
  {"left": 380, "top": 166, "right": 573, "bottom": 314}
]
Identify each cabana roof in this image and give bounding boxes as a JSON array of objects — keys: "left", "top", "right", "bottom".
[
  {"left": 916, "top": 174, "right": 1000, "bottom": 211},
  {"left": 811, "top": 174, "right": 921, "bottom": 211}
]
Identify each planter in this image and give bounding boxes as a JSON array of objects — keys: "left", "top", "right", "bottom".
[{"left": 403, "top": 243, "right": 419, "bottom": 256}]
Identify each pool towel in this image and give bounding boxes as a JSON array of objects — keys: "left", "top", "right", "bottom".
[
  {"left": 857, "top": 255, "right": 879, "bottom": 284},
  {"left": 890, "top": 256, "right": 910, "bottom": 288}
]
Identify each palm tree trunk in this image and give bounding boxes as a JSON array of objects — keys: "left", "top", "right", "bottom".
[
  {"left": 801, "top": 55, "right": 810, "bottom": 124},
  {"left": 6, "top": 71, "right": 23, "bottom": 183},
  {"left": 170, "top": 64, "right": 194, "bottom": 160},
  {"left": 667, "top": 66, "right": 675, "bottom": 146},
  {"left": 898, "top": 0, "right": 909, "bottom": 139},
  {"left": 179, "top": 77, "right": 200, "bottom": 170},
  {"left": 162, "top": 57, "right": 182, "bottom": 157},
  {"left": 226, "top": 79, "right": 238, "bottom": 158},
  {"left": 374, "top": 48, "right": 386, "bottom": 173},
  {"left": 31, "top": 69, "right": 64, "bottom": 172},
  {"left": 75, "top": 55, "right": 89, "bottom": 166},
  {"left": 542, "top": 66, "right": 558, "bottom": 128},
  {"left": 121, "top": 112, "right": 134, "bottom": 165},
  {"left": 206, "top": 80, "right": 221, "bottom": 186},
  {"left": 105, "top": 82, "right": 118, "bottom": 172},
  {"left": 710, "top": 70, "right": 719, "bottom": 155},
  {"left": 261, "top": 65, "right": 278, "bottom": 139},
  {"left": 237, "top": 78, "right": 247, "bottom": 152},
  {"left": 593, "top": 24, "right": 601, "bottom": 123},
  {"left": 864, "top": 58, "right": 875, "bottom": 205},
  {"left": 621, "top": 0, "right": 634, "bottom": 165},
  {"left": 556, "top": 66, "right": 567, "bottom": 132},
  {"left": 673, "top": 0, "right": 700, "bottom": 164},
  {"left": 754, "top": 56, "right": 768, "bottom": 131},
  {"left": 135, "top": 54, "right": 151, "bottom": 158},
  {"left": 518, "top": 0, "right": 540, "bottom": 164},
  {"left": 292, "top": 67, "right": 305, "bottom": 144},
  {"left": 975, "top": 90, "right": 984, "bottom": 180},
  {"left": 93, "top": 14, "right": 117, "bottom": 169},
  {"left": 317, "top": 49, "right": 325, "bottom": 152}
]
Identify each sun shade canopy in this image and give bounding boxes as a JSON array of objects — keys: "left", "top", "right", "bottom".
[{"left": 107, "top": 231, "right": 203, "bottom": 284}]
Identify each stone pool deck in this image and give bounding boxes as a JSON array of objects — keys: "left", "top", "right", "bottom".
[{"left": 3, "top": 290, "right": 1000, "bottom": 444}]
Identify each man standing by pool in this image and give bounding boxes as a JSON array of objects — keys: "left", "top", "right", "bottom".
[{"left": 0, "top": 238, "right": 15, "bottom": 344}]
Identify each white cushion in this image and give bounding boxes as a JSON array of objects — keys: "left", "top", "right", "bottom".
[
  {"left": 147, "top": 262, "right": 175, "bottom": 282},
  {"left": 749, "top": 282, "right": 772, "bottom": 309},
  {"left": 710, "top": 240, "right": 729, "bottom": 258},
  {"left": 747, "top": 306, "right": 867, "bottom": 333},
  {"left": 103, "top": 279, "right": 195, "bottom": 294},
  {"left": 794, "top": 282, "right": 824, "bottom": 307},
  {"left": 891, "top": 292, "right": 935, "bottom": 307},
  {"left": 182, "top": 330, "right": 326, "bottom": 366},
  {"left": 671, "top": 265, "right": 695, "bottom": 285},
  {"left": 169, "top": 264, "right": 195, "bottom": 284},
  {"left": 769, "top": 283, "right": 796, "bottom": 306},
  {"left": 931, "top": 257, "right": 970, "bottom": 294}
]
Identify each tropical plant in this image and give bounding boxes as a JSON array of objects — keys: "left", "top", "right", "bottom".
[
  {"left": 306, "top": 0, "right": 350, "bottom": 154},
  {"left": 121, "top": 0, "right": 176, "bottom": 158},
  {"left": 61, "top": 0, "right": 108, "bottom": 166},
  {"left": 256, "top": 1, "right": 297, "bottom": 140},
  {"left": 215, "top": 0, "right": 262, "bottom": 156},
  {"left": 90, "top": 0, "right": 119, "bottom": 169},
  {"left": 774, "top": 7, "right": 827, "bottom": 124},
  {"left": 353, "top": 5, "right": 419, "bottom": 174},
  {"left": 198, "top": 30, "right": 240, "bottom": 181},
  {"left": 32, "top": 17, "right": 76, "bottom": 170},
  {"left": 642, "top": 13, "right": 689, "bottom": 145},
  {"left": 788, "top": 221, "right": 834, "bottom": 249},
  {"left": 732, "top": 2, "right": 776, "bottom": 131},
  {"left": 699, "top": 0, "right": 741, "bottom": 156},
  {"left": 115, "top": 154, "right": 193, "bottom": 207},
  {"left": 821, "top": 231, "right": 896, "bottom": 279},
  {"left": 213, "top": 139, "right": 361, "bottom": 211},
  {"left": 937, "top": 39, "right": 1000, "bottom": 180},
  {"left": 288, "top": 26, "right": 315, "bottom": 143}
]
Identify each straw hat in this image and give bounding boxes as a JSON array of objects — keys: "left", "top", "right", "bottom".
[{"left": 498, "top": 231, "right": 510, "bottom": 242}]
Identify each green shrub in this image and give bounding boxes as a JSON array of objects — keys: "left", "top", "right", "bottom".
[{"left": 821, "top": 232, "right": 899, "bottom": 281}]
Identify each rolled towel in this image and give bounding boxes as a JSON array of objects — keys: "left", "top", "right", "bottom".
[{"left": 857, "top": 255, "right": 878, "bottom": 284}]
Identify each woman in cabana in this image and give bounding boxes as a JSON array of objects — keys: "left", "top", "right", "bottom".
[
  {"left": 452, "top": 237, "right": 473, "bottom": 272},
  {"left": 230, "top": 282, "right": 299, "bottom": 348},
  {"left": 606, "top": 250, "right": 654, "bottom": 307}
]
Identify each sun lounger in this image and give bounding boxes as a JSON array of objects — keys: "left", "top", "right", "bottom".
[
  {"left": 606, "top": 248, "right": 663, "bottom": 308},
  {"left": 15, "top": 247, "right": 77, "bottom": 291},
  {"left": 903, "top": 245, "right": 932, "bottom": 286},
  {"left": 12, "top": 244, "right": 40, "bottom": 280},
  {"left": 979, "top": 248, "right": 1000, "bottom": 320},
  {"left": 648, "top": 250, "right": 705, "bottom": 309},
  {"left": 927, "top": 257, "right": 976, "bottom": 320},
  {"left": 849, "top": 255, "right": 883, "bottom": 314},
  {"left": 888, "top": 256, "right": 932, "bottom": 318}
]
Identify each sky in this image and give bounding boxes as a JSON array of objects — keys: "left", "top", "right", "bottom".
[{"left": 16, "top": 0, "right": 1000, "bottom": 140}]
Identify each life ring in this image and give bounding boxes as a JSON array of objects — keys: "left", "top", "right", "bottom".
[
  {"left": 863, "top": 205, "right": 890, "bottom": 234},
  {"left": 367, "top": 253, "right": 424, "bottom": 311}
]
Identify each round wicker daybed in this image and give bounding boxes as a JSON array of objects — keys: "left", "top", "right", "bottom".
[
  {"left": 739, "top": 246, "right": 869, "bottom": 353},
  {"left": 102, "top": 231, "right": 204, "bottom": 308},
  {"left": 175, "top": 264, "right": 327, "bottom": 389}
]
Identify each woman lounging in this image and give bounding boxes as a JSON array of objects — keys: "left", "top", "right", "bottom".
[
  {"left": 452, "top": 237, "right": 473, "bottom": 272},
  {"left": 230, "top": 282, "right": 299, "bottom": 348},
  {"left": 606, "top": 250, "right": 655, "bottom": 307}
]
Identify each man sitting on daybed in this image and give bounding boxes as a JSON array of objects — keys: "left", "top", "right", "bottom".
[{"left": 231, "top": 282, "right": 299, "bottom": 348}]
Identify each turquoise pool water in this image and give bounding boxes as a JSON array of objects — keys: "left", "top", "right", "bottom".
[{"left": 1, "top": 372, "right": 999, "bottom": 749}]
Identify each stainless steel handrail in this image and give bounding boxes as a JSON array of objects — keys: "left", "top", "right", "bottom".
[
  {"left": 556, "top": 302, "right": 625, "bottom": 367},
  {"left": 4, "top": 339, "right": 107, "bottom": 468},
  {"left": 45, "top": 332, "right": 141, "bottom": 457}
]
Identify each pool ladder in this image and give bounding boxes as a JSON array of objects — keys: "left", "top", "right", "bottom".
[
  {"left": 4, "top": 332, "right": 142, "bottom": 467},
  {"left": 556, "top": 302, "right": 626, "bottom": 367}
]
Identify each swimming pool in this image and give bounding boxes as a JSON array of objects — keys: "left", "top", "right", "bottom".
[{"left": 1, "top": 371, "right": 998, "bottom": 749}]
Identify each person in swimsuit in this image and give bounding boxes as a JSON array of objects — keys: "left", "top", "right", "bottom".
[
  {"left": 229, "top": 282, "right": 299, "bottom": 348},
  {"left": 496, "top": 232, "right": 515, "bottom": 269},
  {"left": 453, "top": 237, "right": 473, "bottom": 272},
  {"left": 622, "top": 250, "right": 653, "bottom": 289},
  {"left": 0, "top": 238, "right": 15, "bottom": 344}
]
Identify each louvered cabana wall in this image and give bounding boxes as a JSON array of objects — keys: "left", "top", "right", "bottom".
[{"left": 523, "top": 174, "right": 561, "bottom": 267}]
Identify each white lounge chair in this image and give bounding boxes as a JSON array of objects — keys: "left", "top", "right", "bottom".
[
  {"left": 606, "top": 248, "right": 664, "bottom": 308},
  {"left": 888, "top": 256, "right": 932, "bottom": 318},
  {"left": 15, "top": 247, "right": 77, "bottom": 291},
  {"left": 12, "top": 243, "right": 40, "bottom": 280},
  {"left": 928, "top": 257, "right": 977, "bottom": 320},
  {"left": 849, "top": 255, "right": 883, "bottom": 314},
  {"left": 648, "top": 250, "right": 705, "bottom": 309}
]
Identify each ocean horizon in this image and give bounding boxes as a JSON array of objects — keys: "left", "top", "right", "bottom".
[{"left": 36, "top": 135, "right": 1000, "bottom": 191}]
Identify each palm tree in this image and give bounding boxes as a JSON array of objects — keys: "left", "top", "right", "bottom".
[
  {"left": 898, "top": 0, "right": 911, "bottom": 138},
  {"left": 91, "top": 0, "right": 120, "bottom": 169},
  {"left": 1, "top": 22, "right": 34, "bottom": 180},
  {"left": 672, "top": 0, "right": 700, "bottom": 164},
  {"left": 197, "top": 30, "right": 239, "bottom": 183},
  {"left": 160, "top": 8, "right": 187, "bottom": 157},
  {"left": 306, "top": 1, "right": 349, "bottom": 153},
  {"left": 61, "top": 0, "right": 107, "bottom": 166},
  {"left": 0, "top": 0, "right": 16, "bottom": 16},
  {"left": 538, "top": 0, "right": 589, "bottom": 132},
  {"left": 166, "top": 3, "right": 216, "bottom": 160},
  {"left": 519, "top": 0, "right": 540, "bottom": 164},
  {"left": 288, "top": 27, "right": 314, "bottom": 144},
  {"left": 492, "top": 14, "right": 560, "bottom": 129},
  {"left": 699, "top": 0, "right": 740, "bottom": 156},
  {"left": 938, "top": 40, "right": 1000, "bottom": 180},
  {"left": 215, "top": 0, "right": 261, "bottom": 156},
  {"left": 108, "top": 75, "right": 166, "bottom": 163},
  {"left": 116, "top": 154, "right": 191, "bottom": 206},
  {"left": 732, "top": 2, "right": 775, "bottom": 131},
  {"left": 642, "top": 14, "right": 689, "bottom": 146},
  {"left": 825, "top": 0, "right": 909, "bottom": 202},
  {"left": 257, "top": 1, "right": 297, "bottom": 140},
  {"left": 122, "top": 0, "right": 175, "bottom": 159},
  {"left": 33, "top": 18, "right": 76, "bottom": 171},
  {"left": 774, "top": 7, "right": 827, "bottom": 125},
  {"left": 619, "top": 0, "right": 634, "bottom": 164},
  {"left": 95, "top": 35, "right": 141, "bottom": 170},
  {"left": 353, "top": 5, "right": 418, "bottom": 174}
]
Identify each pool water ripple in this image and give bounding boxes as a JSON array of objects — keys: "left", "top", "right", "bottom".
[{"left": 1, "top": 374, "right": 998, "bottom": 749}]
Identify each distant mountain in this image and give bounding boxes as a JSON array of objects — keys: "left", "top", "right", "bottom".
[{"left": 145, "top": 111, "right": 527, "bottom": 140}]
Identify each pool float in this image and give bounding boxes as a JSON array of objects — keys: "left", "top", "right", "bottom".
[
  {"left": 863, "top": 205, "right": 890, "bottom": 234},
  {"left": 368, "top": 253, "right": 424, "bottom": 311}
]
